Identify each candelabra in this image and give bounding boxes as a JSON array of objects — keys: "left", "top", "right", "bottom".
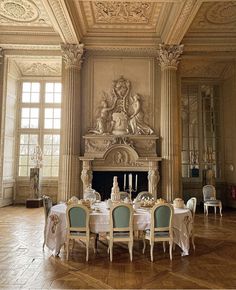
[{"left": 123, "top": 173, "right": 138, "bottom": 201}]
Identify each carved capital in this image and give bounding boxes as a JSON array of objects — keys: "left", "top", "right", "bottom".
[
  {"left": 159, "top": 44, "right": 184, "bottom": 70},
  {"left": 61, "top": 43, "right": 84, "bottom": 69}
]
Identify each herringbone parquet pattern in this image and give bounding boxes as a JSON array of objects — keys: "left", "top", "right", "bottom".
[{"left": 0, "top": 206, "right": 235, "bottom": 289}]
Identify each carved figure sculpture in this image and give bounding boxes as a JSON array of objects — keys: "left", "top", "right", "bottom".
[
  {"left": 111, "top": 176, "right": 120, "bottom": 202},
  {"left": 148, "top": 169, "right": 159, "bottom": 195},
  {"left": 129, "top": 94, "right": 154, "bottom": 135},
  {"left": 90, "top": 97, "right": 117, "bottom": 134},
  {"left": 81, "top": 169, "right": 92, "bottom": 190}
]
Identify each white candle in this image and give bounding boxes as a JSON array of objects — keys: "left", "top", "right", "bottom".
[
  {"left": 124, "top": 174, "right": 126, "bottom": 189},
  {"left": 135, "top": 174, "right": 138, "bottom": 191},
  {"left": 129, "top": 173, "right": 132, "bottom": 188}
]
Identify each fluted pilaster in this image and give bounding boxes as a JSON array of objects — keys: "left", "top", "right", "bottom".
[
  {"left": 58, "top": 43, "right": 84, "bottom": 202},
  {"left": 159, "top": 44, "right": 183, "bottom": 202}
]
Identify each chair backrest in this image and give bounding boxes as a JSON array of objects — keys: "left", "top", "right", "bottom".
[
  {"left": 186, "top": 197, "right": 197, "bottom": 220},
  {"left": 66, "top": 204, "right": 89, "bottom": 234},
  {"left": 110, "top": 204, "right": 133, "bottom": 234},
  {"left": 42, "top": 195, "right": 52, "bottom": 222},
  {"left": 94, "top": 191, "right": 101, "bottom": 201},
  {"left": 151, "top": 203, "right": 174, "bottom": 235},
  {"left": 203, "top": 185, "right": 216, "bottom": 201},
  {"left": 119, "top": 191, "right": 130, "bottom": 201},
  {"left": 136, "top": 191, "right": 154, "bottom": 201}
]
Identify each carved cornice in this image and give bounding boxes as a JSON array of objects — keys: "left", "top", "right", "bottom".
[
  {"left": 85, "top": 47, "right": 159, "bottom": 57},
  {"left": 0, "top": 47, "right": 3, "bottom": 65},
  {"left": 42, "top": 0, "right": 78, "bottom": 43},
  {"left": 162, "top": 0, "right": 201, "bottom": 44},
  {"left": 61, "top": 43, "right": 84, "bottom": 69},
  {"left": 0, "top": 43, "right": 61, "bottom": 51},
  {"left": 159, "top": 44, "right": 184, "bottom": 70}
]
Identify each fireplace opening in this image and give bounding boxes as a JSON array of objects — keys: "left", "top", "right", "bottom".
[{"left": 92, "top": 171, "right": 148, "bottom": 201}]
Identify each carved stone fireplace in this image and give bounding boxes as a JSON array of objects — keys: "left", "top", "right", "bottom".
[
  {"left": 80, "top": 135, "right": 161, "bottom": 199},
  {"left": 79, "top": 76, "right": 161, "bottom": 199}
]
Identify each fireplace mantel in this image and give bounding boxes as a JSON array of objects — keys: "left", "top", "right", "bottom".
[{"left": 79, "top": 134, "right": 161, "bottom": 199}]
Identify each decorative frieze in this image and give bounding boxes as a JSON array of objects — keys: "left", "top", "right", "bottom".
[
  {"left": 61, "top": 43, "right": 84, "bottom": 69},
  {"left": 159, "top": 44, "right": 184, "bottom": 70},
  {"left": 93, "top": 2, "right": 152, "bottom": 24}
]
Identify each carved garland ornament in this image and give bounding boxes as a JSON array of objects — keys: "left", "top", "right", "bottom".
[
  {"left": 21, "top": 62, "right": 61, "bottom": 76},
  {"left": 0, "top": 0, "right": 39, "bottom": 22},
  {"left": 93, "top": 1, "right": 152, "bottom": 24},
  {"left": 159, "top": 44, "right": 184, "bottom": 70},
  {"left": 89, "top": 76, "right": 153, "bottom": 136},
  {"left": 61, "top": 43, "right": 84, "bottom": 69}
]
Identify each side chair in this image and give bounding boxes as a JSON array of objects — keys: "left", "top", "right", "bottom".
[
  {"left": 66, "top": 204, "right": 96, "bottom": 261},
  {"left": 143, "top": 203, "right": 174, "bottom": 262},
  {"left": 107, "top": 203, "right": 134, "bottom": 262},
  {"left": 42, "top": 195, "right": 53, "bottom": 250},
  {"left": 203, "top": 185, "right": 222, "bottom": 216},
  {"left": 186, "top": 197, "right": 197, "bottom": 250}
]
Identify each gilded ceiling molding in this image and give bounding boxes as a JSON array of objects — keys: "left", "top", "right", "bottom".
[
  {"left": 42, "top": 0, "right": 78, "bottom": 43},
  {"left": 159, "top": 44, "right": 184, "bottom": 70},
  {"left": 163, "top": 0, "right": 201, "bottom": 44},
  {"left": 61, "top": 43, "right": 84, "bottom": 70}
]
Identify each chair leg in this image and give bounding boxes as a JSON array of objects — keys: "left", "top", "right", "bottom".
[
  {"left": 163, "top": 241, "right": 166, "bottom": 253},
  {"left": 169, "top": 241, "right": 173, "bottom": 260},
  {"left": 93, "top": 237, "right": 96, "bottom": 254},
  {"left": 192, "top": 233, "right": 195, "bottom": 251},
  {"left": 109, "top": 242, "right": 113, "bottom": 262},
  {"left": 142, "top": 238, "right": 146, "bottom": 254},
  {"left": 86, "top": 241, "right": 89, "bottom": 262},
  {"left": 214, "top": 206, "right": 216, "bottom": 215},
  {"left": 66, "top": 239, "right": 70, "bottom": 260},
  {"left": 220, "top": 203, "right": 223, "bottom": 217},
  {"left": 150, "top": 242, "right": 154, "bottom": 262},
  {"left": 206, "top": 205, "right": 208, "bottom": 216},
  {"left": 128, "top": 241, "right": 133, "bottom": 262}
]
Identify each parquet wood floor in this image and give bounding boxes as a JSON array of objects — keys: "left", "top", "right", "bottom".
[{"left": 0, "top": 206, "right": 236, "bottom": 289}]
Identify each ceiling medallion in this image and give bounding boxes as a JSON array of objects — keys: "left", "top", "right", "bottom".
[
  {"left": 206, "top": 2, "right": 236, "bottom": 24},
  {"left": 0, "top": 0, "right": 39, "bottom": 22},
  {"left": 93, "top": 1, "right": 152, "bottom": 24}
]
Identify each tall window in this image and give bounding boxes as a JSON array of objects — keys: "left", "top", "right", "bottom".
[
  {"left": 181, "top": 83, "right": 220, "bottom": 180},
  {"left": 18, "top": 81, "right": 62, "bottom": 177}
]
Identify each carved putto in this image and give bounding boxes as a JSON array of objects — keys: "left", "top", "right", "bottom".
[{"left": 89, "top": 76, "right": 153, "bottom": 136}]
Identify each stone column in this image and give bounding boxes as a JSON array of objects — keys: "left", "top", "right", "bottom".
[
  {"left": 58, "top": 43, "right": 84, "bottom": 202},
  {"left": 159, "top": 44, "right": 184, "bottom": 202},
  {"left": 0, "top": 48, "right": 4, "bottom": 200}
]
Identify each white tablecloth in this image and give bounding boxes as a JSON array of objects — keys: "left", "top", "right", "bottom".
[{"left": 45, "top": 202, "right": 192, "bottom": 256}]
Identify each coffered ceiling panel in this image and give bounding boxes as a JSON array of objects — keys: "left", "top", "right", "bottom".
[
  {"left": 69, "top": 1, "right": 171, "bottom": 37},
  {"left": 187, "top": 2, "right": 236, "bottom": 33},
  {"left": 0, "top": 0, "right": 52, "bottom": 27}
]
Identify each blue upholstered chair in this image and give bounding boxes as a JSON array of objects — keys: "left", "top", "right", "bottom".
[
  {"left": 42, "top": 195, "right": 53, "bottom": 250},
  {"left": 143, "top": 203, "right": 174, "bottom": 262},
  {"left": 186, "top": 197, "right": 197, "bottom": 250},
  {"left": 106, "top": 203, "right": 134, "bottom": 262},
  {"left": 66, "top": 204, "right": 96, "bottom": 261},
  {"left": 203, "top": 185, "right": 222, "bottom": 216}
]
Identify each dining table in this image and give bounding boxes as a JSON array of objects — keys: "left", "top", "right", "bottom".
[{"left": 45, "top": 201, "right": 193, "bottom": 256}]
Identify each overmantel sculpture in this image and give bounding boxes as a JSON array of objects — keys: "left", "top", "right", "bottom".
[{"left": 89, "top": 76, "right": 153, "bottom": 136}]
